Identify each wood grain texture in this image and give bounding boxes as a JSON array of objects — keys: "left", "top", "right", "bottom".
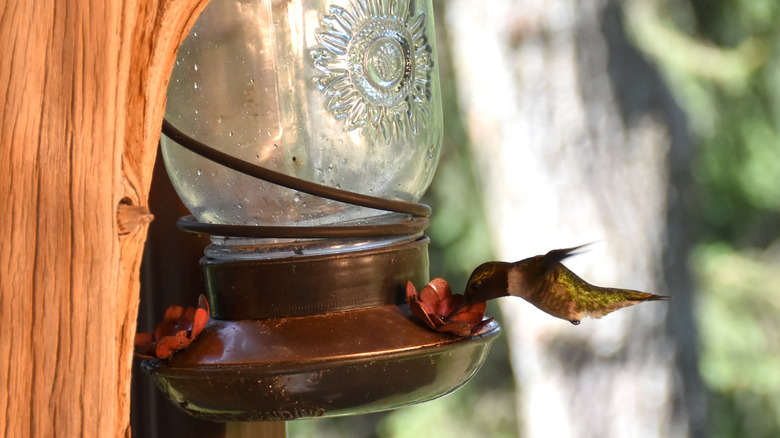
[{"left": 0, "top": 0, "right": 209, "bottom": 436}]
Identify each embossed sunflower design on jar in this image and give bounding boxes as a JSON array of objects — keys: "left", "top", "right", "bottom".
[{"left": 311, "top": 0, "right": 434, "bottom": 142}]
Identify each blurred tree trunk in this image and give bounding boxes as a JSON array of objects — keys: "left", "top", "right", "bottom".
[{"left": 446, "top": 0, "right": 705, "bottom": 437}]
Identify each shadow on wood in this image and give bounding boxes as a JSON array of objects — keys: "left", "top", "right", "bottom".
[{"left": 131, "top": 148, "right": 224, "bottom": 438}]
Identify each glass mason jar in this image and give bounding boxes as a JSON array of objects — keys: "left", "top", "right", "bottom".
[{"left": 161, "top": 0, "right": 443, "bottom": 231}]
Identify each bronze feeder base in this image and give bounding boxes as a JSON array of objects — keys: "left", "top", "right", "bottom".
[{"left": 143, "top": 236, "right": 500, "bottom": 421}]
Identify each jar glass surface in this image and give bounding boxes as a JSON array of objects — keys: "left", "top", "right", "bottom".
[{"left": 162, "top": 0, "right": 443, "bottom": 226}]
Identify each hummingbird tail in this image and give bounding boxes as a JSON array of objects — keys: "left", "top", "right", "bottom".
[{"left": 644, "top": 294, "right": 672, "bottom": 301}]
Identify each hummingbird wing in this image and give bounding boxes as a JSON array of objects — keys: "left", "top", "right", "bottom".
[
  {"left": 506, "top": 244, "right": 592, "bottom": 299},
  {"left": 540, "top": 243, "right": 594, "bottom": 269}
]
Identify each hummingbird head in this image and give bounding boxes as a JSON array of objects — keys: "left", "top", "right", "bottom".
[
  {"left": 463, "top": 245, "right": 589, "bottom": 306},
  {"left": 464, "top": 262, "right": 512, "bottom": 303}
]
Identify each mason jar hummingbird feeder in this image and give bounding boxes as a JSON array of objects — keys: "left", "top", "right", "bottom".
[{"left": 142, "top": 0, "right": 500, "bottom": 422}]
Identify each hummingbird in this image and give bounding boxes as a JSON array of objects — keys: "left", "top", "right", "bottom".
[{"left": 453, "top": 244, "right": 670, "bottom": 325}]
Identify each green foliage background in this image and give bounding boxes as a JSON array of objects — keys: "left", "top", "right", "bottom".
[{"left": 628, "top": 0, "right": 780, "bottom": 436}]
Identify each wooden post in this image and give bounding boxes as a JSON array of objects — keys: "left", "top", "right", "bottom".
[
  {"left": 0, "top": 0, "right": 209, "bottom": 436},
  {"left": 226, "top": 422, "right": 287, "bottom": 438}
]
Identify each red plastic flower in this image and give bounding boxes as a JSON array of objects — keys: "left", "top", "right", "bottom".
[
  {"left": 134, "top": 294, "right": 210, "bottom": 360},
  {"left": 406, "top": 278, "right": 491, "bottom": 336}
]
